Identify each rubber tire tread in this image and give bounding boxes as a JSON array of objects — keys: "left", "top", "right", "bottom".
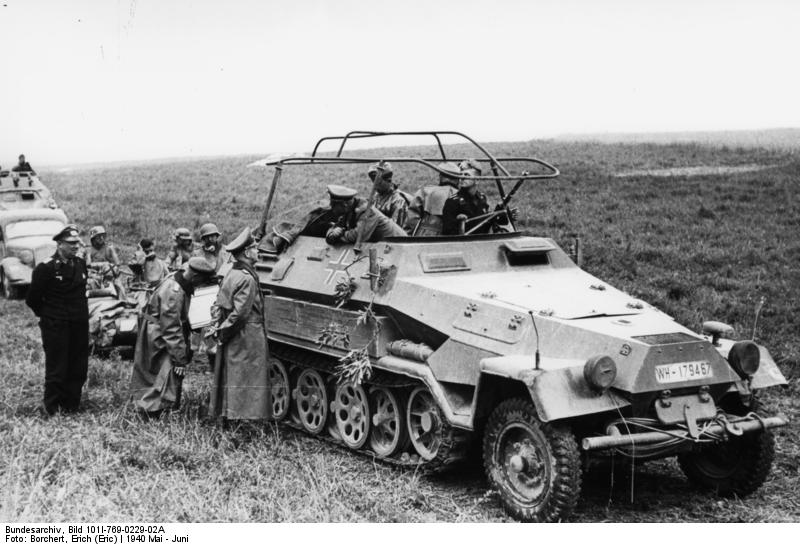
[
  {"left": 483, "top": 398, "right": 581, "bottom": 522},
  {"left": 677, "top": 428, "right": 775, "bottom": 497}
]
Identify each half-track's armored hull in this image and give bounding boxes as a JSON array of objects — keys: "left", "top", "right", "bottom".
[{"left": 249, "top": 131, "right": 788, "bottom": 522}]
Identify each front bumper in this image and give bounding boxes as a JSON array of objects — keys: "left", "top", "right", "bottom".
[{"left": 582, "top": 413, "right": 788, "bottom": 451}]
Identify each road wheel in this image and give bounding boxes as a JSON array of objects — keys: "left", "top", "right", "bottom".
[
  {"left": 1, "top": 269, "right": 18, "bottom": 299},
  {"left": 268, "top": 359, "right": 291, "bottom": 422},
  {"left": 677, "top": 429, "right": 775, "bottom": 497},
  {"left": 483, "top": 398, "right": 581, "bottom": 522},
  {"left": 333, "top": 382, "right": 371, "bottom": 450},
  {"left": 369, "top": 387, "right": 408, "bottom": 458},
  {"left": 293, "top": 369, "right": 329, "bottom": 435}
]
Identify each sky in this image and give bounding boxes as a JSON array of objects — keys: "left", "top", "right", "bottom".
[{"left": 2, "top": 0, "right": 799, "bottom": 165}]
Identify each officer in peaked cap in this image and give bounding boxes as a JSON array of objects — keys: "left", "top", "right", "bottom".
[
  {"left": 130, "top": 255, "right": 216, "bottom": 415},
  {"left": 325, "top": 184, "right": 406, "bottom": 245},
  {"left": 210, "top": 227, "right": 271, "bottom": 421},
  {"left": 26, "top": 224, "right": 90, "bottom": 415}
]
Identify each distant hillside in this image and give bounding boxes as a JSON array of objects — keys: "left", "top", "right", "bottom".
[{"left": 554, "top": 128, "right": 800, "bottom": 151}]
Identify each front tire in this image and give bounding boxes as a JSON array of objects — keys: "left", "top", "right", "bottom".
[
  {"left": 677, "top": 429, "right": 775, "bottom": 497},
  {"left": 483, "top": 398, "right": 581, "bottom": 522},
  {"left": 1, "top": 269, "right": 19, "bottom": 299}
]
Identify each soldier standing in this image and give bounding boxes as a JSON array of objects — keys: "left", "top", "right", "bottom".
[
  {"left": 405, "top": 162, "right": 460, "bottom": 236},
  {"left": 128, "top": 238, "right": 169, "bottom": 287},
  {"left": 129, "top": 257, "right": 216, "bottom": 415},
  {"left": 210, "top": 227, "right": 272, "bottom": 422},
  {"left": 166, "top": 227, "right": 195, "bottom": 271},
  {"left": 368, "top": 162, "right": 408, "bottom": 228},
  {"left": 25, "top": 225, "right": 89, "bottom": 415},
  {"left": 193, "top": 222, "right": 230, "bottom": 273}
]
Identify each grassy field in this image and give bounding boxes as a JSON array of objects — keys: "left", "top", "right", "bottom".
[{"left": 1, "top": 136, "right": 798, "bottom": 522}]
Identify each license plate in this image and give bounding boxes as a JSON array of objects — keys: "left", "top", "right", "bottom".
[{"left": 655, "top": 361, "right": 713, "bottom": 383}]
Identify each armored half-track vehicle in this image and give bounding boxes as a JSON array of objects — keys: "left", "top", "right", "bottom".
[{"left": 249, "top": 131, "right": 788, "bottom": 522}]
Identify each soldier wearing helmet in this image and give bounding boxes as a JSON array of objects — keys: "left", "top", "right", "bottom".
[
  {"left": 368, "top": 162, "right": 409, "bottom": 229},
  {"left": 441, "top": 159, "right": 517, "bottom": 235},
  {"left": 167, "top": 227, "right": 195, "bottom": 271},
  {"left": 86, "top": 225, "right": 121, "bottom": 270},
  {"left": 405, "top": 162, "right": 460, "bottom": 236},
  {"left": 193, "top": 222, "right": 229, "bottom": 273}
]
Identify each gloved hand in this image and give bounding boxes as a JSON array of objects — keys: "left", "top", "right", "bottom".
[
  {"left": 173, "top": 364, "right": 186, "bottom": 377},
  {"left": 326, "top": 226, "right": 344, "bottom": 244}
]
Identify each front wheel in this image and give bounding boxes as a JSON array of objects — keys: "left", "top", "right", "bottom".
[
  {"left": 677, "top": 429, "right": 775, "bottom": 497},
  {"left": 1, "top": 269, "right": 19, "bottom": 299},
  {"left": 483, "top": 398, "right": 581, "bottom": 522}
]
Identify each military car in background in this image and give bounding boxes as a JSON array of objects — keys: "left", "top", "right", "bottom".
[
  {"left": 248, "top": 131, "right": 787, "bottom": 522},
  {"left": 0, "top": 208, "right": 67, "bottom": 298},
  {"left": 0, "top": 170, "right": 58, "bottom": 211}
]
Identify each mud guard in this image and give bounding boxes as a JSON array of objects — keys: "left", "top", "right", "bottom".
[
  {"left": 714, "top": 340, "right": 787, "bottom": 390},
  {"left": 479, "top": 355, "right": 630, "bottom": 423},
  {"left": 1, "top": 257, "right": 31, "bottom": 283}
]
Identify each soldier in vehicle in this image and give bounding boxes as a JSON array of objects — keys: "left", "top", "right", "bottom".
[
  {"left": 25, "top": 225, "right": 89, "bottom": 416},
  {"left": 209, "top": 227, "right": 271, "bottom": 423},
  {"left": 324, "top": 184, "right": 407, "bottom": 245},
  {"left": 405, "top": 162, "right": 460, "bottom": 236},
  {"left": 166, "top": 227, "right": 195, "bottom": 271},
  {"left": 86, "top": 225, "right": 121, "bottom": 269},
  {"left": 441, "top": 160, "right": 517, "bottom": 235},
  {"left": 129, "top": 257, "right": 216, "bottom": 415},
  {"left": 368, "top": 162, "right": 408, "bottom": 228},
  {"left": 129, "top": 238, "right": 169, "bottom": 286},
  {"left": 12, "top": 154, "right": 36, "bottom": 174},
  {"left": 193, "top": 222, "right": 229, "bottom": 273}
]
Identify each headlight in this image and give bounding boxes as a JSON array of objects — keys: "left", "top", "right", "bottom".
[
  {"left": 583, "top": 355, "right": 617, "bottom": 392},
  {"left": 728, "top": 340, "right": 760, "bottom": 378},
  {"left": 15, "top": 249, "right": 34, "bottom": 265}
]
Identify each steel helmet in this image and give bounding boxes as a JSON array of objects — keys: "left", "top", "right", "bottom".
[
  {"left": 367, "top": 162, "right": 393, "bottom": 181},
  {"left": 174, "top": 227, "right": 193, "bottom": 240},
  {"left": 88, "top": 225, "right": 106, "bottom": 240},
  {"left": 199, "top": 223, "right": 221, "bottom": 238}
]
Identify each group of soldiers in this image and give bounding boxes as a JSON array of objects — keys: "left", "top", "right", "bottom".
[
  {"left": 271, "top": 159, "right": 515, "bottom": 250},
  {"left": 26, "top": 220, "right": 270, "bottom": 423},
  {"left": 24, "top": 159, "right": 512, "bottom": 423}
]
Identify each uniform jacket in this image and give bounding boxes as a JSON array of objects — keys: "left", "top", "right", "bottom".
[
  {"left": 129, "top": 272, "right": 193, "bottom": 412},
  {"left": 192, "top": 245, "right": 230, "bottom": 273},
  {"left": 407, "top": 184, "right": 456, "bottom": 236},
  {"left": 372, "top": 189, "right": 409, "bottom": 229},
  {"left": 166, "top": 245, "right": 194, "bottom": 271},
  {"left": 442, "top": 190, "right": 491, "bottom": 235},
  {"left": 210, "top": 262, "right": 271, "bottom": 420},
  {"left": 332, "top": 197, "right": 407, "bottom": 244},
  {"left": 130, "top": 250, "right": 169, "bottom": 285},
  {"left": 26, "top": 252, "right": 88, "bottom": 321},
  {"left": 87, "top": 244, "right": 121, "bottom": 267}
]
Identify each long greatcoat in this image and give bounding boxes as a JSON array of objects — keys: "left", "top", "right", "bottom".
[
  {"left": 210, "top": 262, "right": 271, "bottom": 420},
  {"left": 130, "top": 273, "right": 193, "bottom": 412}
]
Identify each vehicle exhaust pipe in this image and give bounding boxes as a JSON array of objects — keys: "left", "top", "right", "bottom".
[{"left": 581, "top": 415, "right": 788, "bottom": 451}]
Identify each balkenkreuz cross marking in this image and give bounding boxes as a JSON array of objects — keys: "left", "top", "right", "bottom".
[{"left": 324, "top": 249, "right": 351, "bottom": 284}]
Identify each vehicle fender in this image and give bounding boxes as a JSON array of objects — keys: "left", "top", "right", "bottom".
[
  {"left": 479, "top": 355, "right": 630, "bottom": 423},
  {"left": 715, "top": 339, "right": 788, "bottom": 389},
  {"left": 1, "top": 257, "right": 32, "bottom": 283}
]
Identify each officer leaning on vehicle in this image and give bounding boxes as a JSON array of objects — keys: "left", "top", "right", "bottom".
[{"left": 25, "top": 224, "right": 90, "bottom": 416}]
